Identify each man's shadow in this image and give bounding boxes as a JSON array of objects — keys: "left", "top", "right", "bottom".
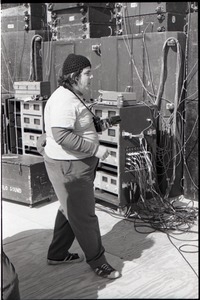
[{"left": 3, "top": 218, "right": 155, "bottom": 299}]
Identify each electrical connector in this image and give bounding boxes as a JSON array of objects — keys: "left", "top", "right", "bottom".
[{"left": 166, "top": 102, "right": 174, "bottom": 112}]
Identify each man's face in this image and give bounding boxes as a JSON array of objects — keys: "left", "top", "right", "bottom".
[{"left": 77, "top": 67, "right": 93, "bottom": 93}]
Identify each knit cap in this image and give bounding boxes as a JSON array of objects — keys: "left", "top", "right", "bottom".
[{"left": 62, "top": 53, "right": 91, "bottom": 75}]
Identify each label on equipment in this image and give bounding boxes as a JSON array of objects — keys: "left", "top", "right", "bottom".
[
  {"left": 2, "top": 184, "right": 22, "bottom": 194},
  {"left": 8, "top": 24, "right": 14, "bottom": 29},
  {"left": 131, "top": 3, "right": 138, "bottom": 8},
  {"left": 172, "top": 16, "right": 176, "bottom": 23},
  {"left": 136, "top": 19, "right": 144, "bottom": 26},
  {"left": 69, "top": 16, "right": 75, "bottom": 21}
]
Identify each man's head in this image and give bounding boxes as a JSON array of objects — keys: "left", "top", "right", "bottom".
[
  {"left": 62, "top": 53, "right": 91, "bottom": 76},
  {"left": 58, "top": 54, "right": 92, "bottom": 93}
]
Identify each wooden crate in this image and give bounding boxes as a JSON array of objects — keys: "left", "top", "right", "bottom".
[{"left": 2, "top": 154, "right": 55, "bottom": 207}]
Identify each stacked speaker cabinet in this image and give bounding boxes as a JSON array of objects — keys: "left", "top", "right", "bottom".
[
  {"left": 48, "top": 2, "right": 116, "bottom": 40},
  {"left": 1, "top": 3, "right": 47, "bottom": 33},
  {"left": 93, "top": 103, "right": 157, "bottom": 208},
  {"left": 116, "top": 2, "right": 188, "bottom": 35},
  {"left": 124, "top": 2, "right": 188, "bottom": 15},
  {"left": 123, "top": 13, "right": 187, "bottom": 34}
]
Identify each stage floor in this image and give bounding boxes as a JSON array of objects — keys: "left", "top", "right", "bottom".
[{"left": 2, "top": 196, "right": 198, "bottom": 299}]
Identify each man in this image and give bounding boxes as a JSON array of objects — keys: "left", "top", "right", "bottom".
[{"left": 42, "top": 53, "right": 121, "bottom": 280}]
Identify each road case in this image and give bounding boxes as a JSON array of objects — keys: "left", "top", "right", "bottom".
[
  {"left": 54, "top": 6, "right": 115, "bottom": 25},
  {"left": 125, "top": 2, "right": 188, "bottom": 16},
  {"left": 2, "top": 154, "right": 55, "bottom": 207},
  {"left": 50, "top": 3, "right": 115, "bottom": 11},
  {"left": 1, "top": 4, "right": 47, "bottom": 32},
  {"left": 123, "top": 12, "right": 187, "bottom": 34},
  {"left": 56, "top": 22, "right": 115, "bottom": 40}
]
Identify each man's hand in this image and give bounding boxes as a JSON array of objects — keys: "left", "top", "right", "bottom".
[{"left": 95, "top": 145, "right": 110, "bottom": 161}]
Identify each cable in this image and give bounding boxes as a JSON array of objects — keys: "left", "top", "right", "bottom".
[
  {"left": 95, "top": 200, "right": 198, "bottom": 278},
  {"left": 44, "top": 31, "right": 53, "bottom": 80},
  {"left": 155, "top": 37, "right": 182, "bottom": 109},
  {"left": 142, "top": 24, "right": 156, "bottom": 97},
  {"left": 166, "top": 233, "right": 198, "bottom": 278},
  {"left": 29, "top": 34, "right": 43, "bottom": 81},
  {"left": 179, "top": 244, "right": 198, "bottom": 253},
  {"left": 153, "top": 37, "right": 185, "bottom": 199}
]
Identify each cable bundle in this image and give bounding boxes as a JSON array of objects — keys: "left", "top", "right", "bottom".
[{"left": 29, "top": 34, "right": 43, "bottom": 81}]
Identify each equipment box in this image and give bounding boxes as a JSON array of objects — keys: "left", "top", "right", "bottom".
[
  {"left": 13, "top": 81, "right": 51, "bottom": 100},
  {"left": 126, "top": 2, "right": 188, "bottom": 16},
  {"left": 1, "top": 4, "right": 47, "bottom": 32},
  {"left": 51, "top": 3, "right": 115, "bottom": 11},
  {"left": 57, "top": 22, "right": 115, "bottom": 40},
  {"left": 2, "top": 154, "right": 55, "bottom": 207},
  {"left": 55, "top": 6, "right": 115, "bottom": 25},
  {"left": 124, "top": 13, "right": 187, "bottom": 34}
]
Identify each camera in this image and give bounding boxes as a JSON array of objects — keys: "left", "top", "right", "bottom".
[{"left": 93, "top": 115, "right": 121, "bottom": 132}]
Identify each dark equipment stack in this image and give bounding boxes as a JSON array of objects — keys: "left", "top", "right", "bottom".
[
  {"left": 48, "top": 2, "right": 116, "bottom": 40},
  {"left": 1, "top": 3, "right": 47, "bottom": 33},
  {"left": 115, "top": 2, "right": 188, "bottom": 35}
]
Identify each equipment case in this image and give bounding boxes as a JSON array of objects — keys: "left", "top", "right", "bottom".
[
  {"left": 13, "top": 81, "right": 51, "bottom": 100},
  {"left": 1, "top": 4, "right": 47, "bottom": 32},
  {"left": 123, "top": 12, "right": 187, "bottom": 34},
  {"left": 55, "top": 6, "right": 115, "bottom": 25},
  {"left": 57, "top": 22, "right": 115, "bottom": 40},
  {"left": 2, "top": 154, "right": 55, "bottom": 207},
  {"left": 50, "top": 3, "right": 115, "bottom": 11},
  {"left": 125, "top": 2, "right": 188, "bottom": 16}
]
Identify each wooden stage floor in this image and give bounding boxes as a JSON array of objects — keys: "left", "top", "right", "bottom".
[{"left": 2, "top": 196, "right": 199, "bottom": 299}]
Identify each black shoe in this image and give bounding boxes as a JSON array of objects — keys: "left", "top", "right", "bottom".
[
  {"left": 47, "top": 253, "right": 84, "bottom": 265},
  {"left": 94, "top": 263, "right": 121, "bottom": 279}
]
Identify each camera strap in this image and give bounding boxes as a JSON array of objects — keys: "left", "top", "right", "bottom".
[{"left": 67, "top": 86, "right": 97, "bottom": 118}]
